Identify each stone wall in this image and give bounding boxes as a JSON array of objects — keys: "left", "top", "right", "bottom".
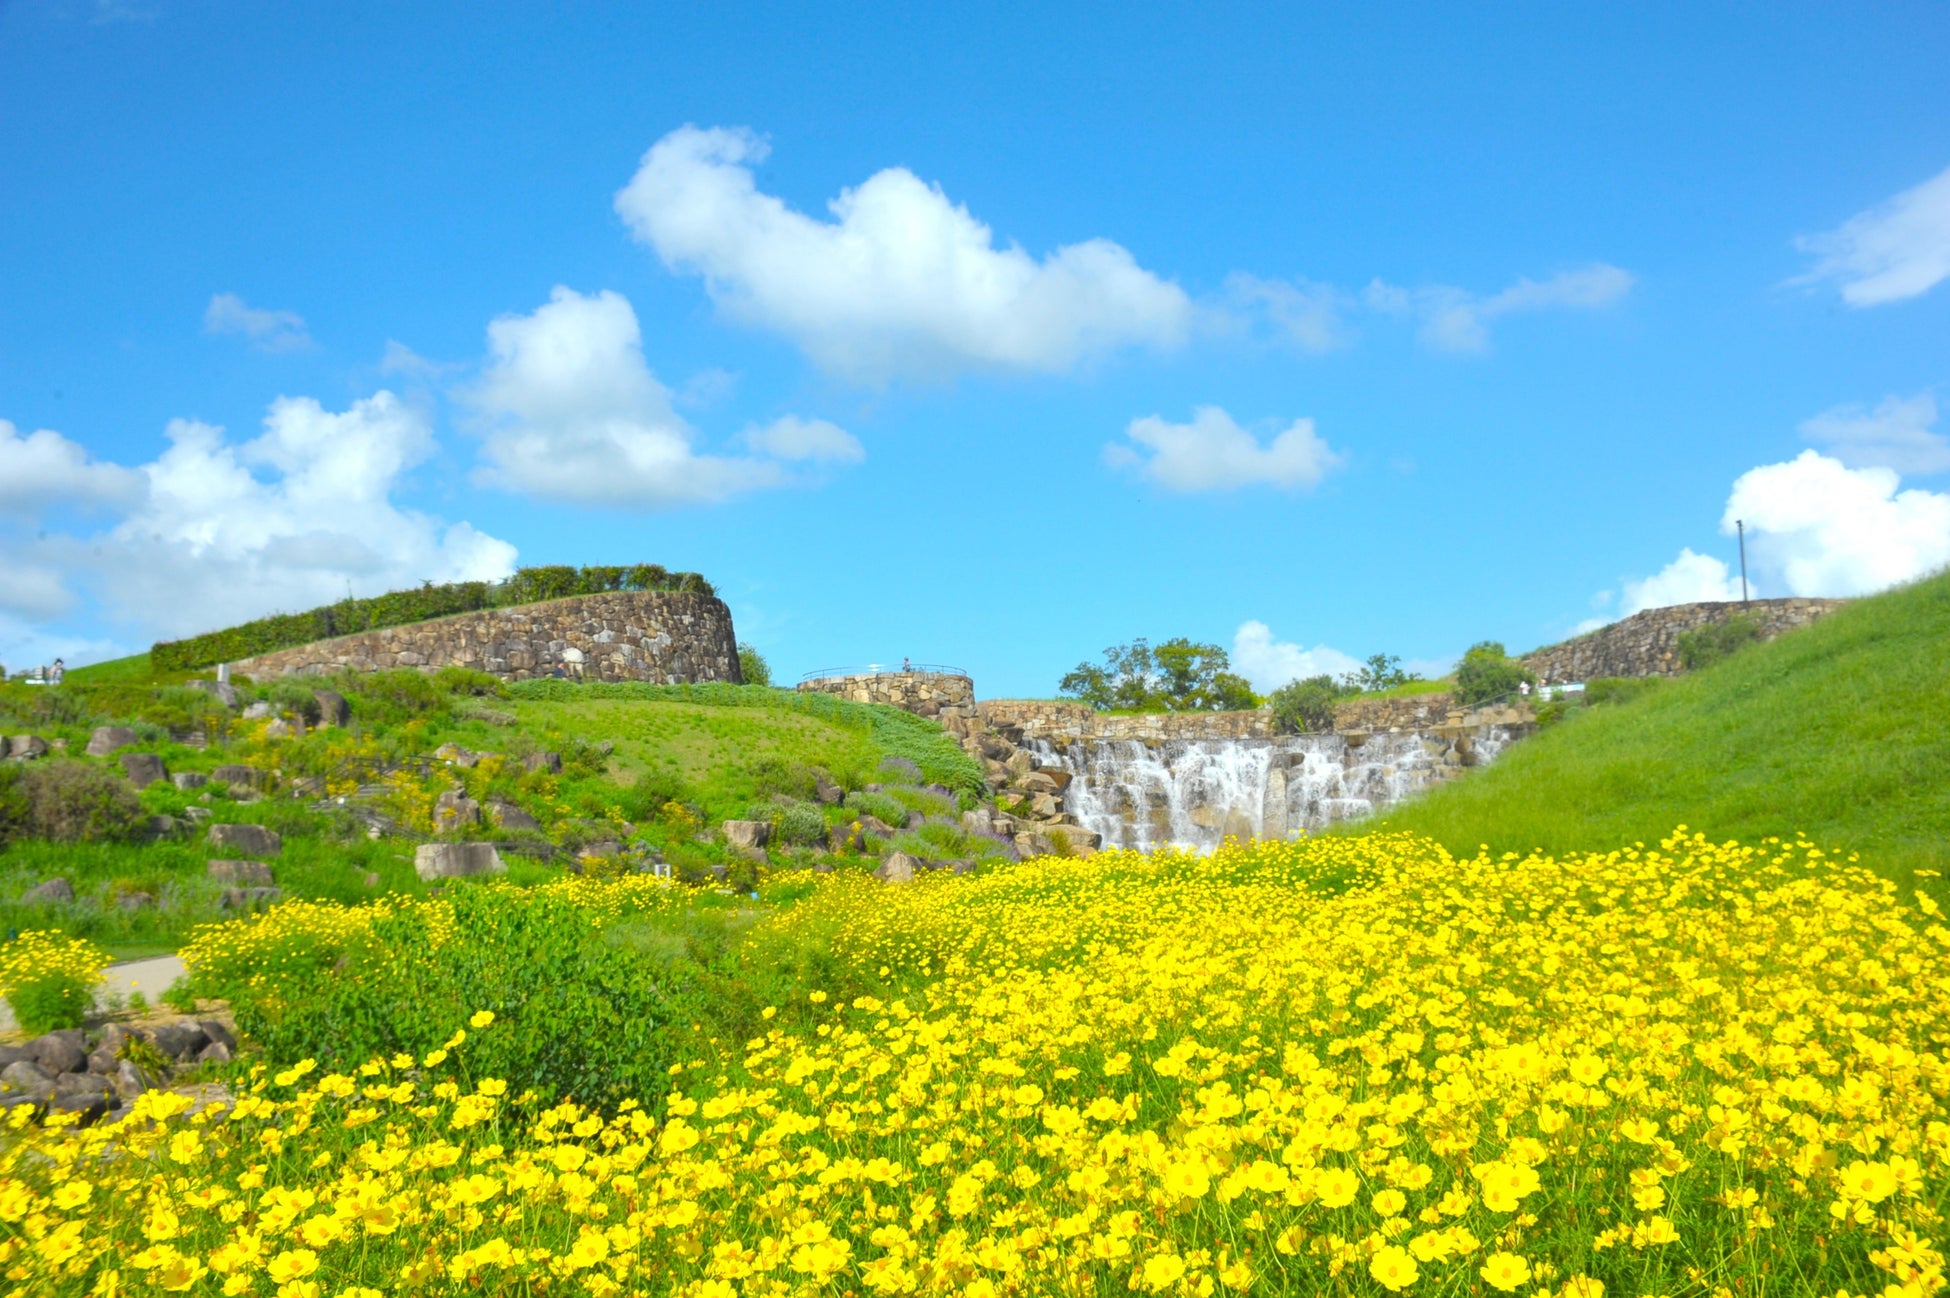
[
  {"left": 978, "top": 693, "right": 1533, "bottom": 746},
  {"left": 798, "top": 672, "right": 978, "bottom": 727},
  {"left": 232, "top": 591, "right": 741, "bottom": 684},
  {"left": 1521, "top": 597, "right": 1847, "bottom": 682}
]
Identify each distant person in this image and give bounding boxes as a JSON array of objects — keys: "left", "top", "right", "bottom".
[
  {"left": 49, "top": 658, "right": 64, "bottom": 685},
  {"left": 1518, "top": 680, "right": 1531, "bottom": 698},
  {"left": 902, "top": 657, "right": 912, "bottom": 672}
]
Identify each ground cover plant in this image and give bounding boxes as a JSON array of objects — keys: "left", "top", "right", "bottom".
[
  {"left": 1372, "top": 569, "right": 1950, "bottom": 896},
  {"left": 0, "top": 830, "right": 1943, "bottom": 1295}
]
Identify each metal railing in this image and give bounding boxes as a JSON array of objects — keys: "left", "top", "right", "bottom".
[{"left": 798, "top": 663, "right": 969, "bottom": 684}]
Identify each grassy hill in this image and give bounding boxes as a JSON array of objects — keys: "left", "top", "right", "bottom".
[{"left": 1370, "top": 568, "right": 1950, "bottom": 896}]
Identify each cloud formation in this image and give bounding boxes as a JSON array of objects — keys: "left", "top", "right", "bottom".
[
  {"left": 1367, "top": 264, "right": 1635, "bottom": 353},
  {"left": 470, "top": 286, "right": 855, "bottom": 508},
  {"left": 1231, "top": 621, "right": 1363, "bottom": 693},
  {"left": 1105, "top": 406, "right": 1343, "bottom": 493},
  {"left": 614, "top": 126, "right": 1193, "bottom": 383},
  {"left": 203, "top": 293, "right": 314, "bottom": 352},
  {"left": 1794, "top": 163, "right": 1950, "bottom": 306},
  {"left": 1725, "top": 450, "right": 1950, "bottom": 598},
  {"left": 0, "top": 420, "right": 143, "bottom": 516},
  {"left": 1620, "top": 548, "right": 1746, "bottom": 617},
  {"left": 1800, "top": 391, "right": 1948, "bottom": 476}
]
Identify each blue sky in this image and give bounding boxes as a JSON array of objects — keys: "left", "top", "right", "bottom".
[{"left": 2, "top": 2, "right": 1948, "bottom": 696}]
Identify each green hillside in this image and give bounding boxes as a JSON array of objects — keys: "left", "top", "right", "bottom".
[{"left": 1370, "top": 569, "right": 1950, "bottom": 896}]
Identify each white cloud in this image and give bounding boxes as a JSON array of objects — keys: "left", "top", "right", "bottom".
[
  {"left": 1620, "top": 548, "right": 1747, "bottom": 617},
  {"left": 1231, "top": 621, "right": 1363, "bottom": 693},
  {"left": 743, "top": 415, "right": 863, "bottom": 463},
  {"left": 0, "top": 561, "right": 75, "bottom": 621},
  {"left": 1221, "top": 274, "right": 1349, "bottom": 351},
  {"left": 1794, "top": 163, "right": 1950, "bottom": 306},
  {"left": 204, "top": 293, "right": 313, "bottom": 353},
  {"left": 1106, "top": 406, "right": 1342, "bottom": 493},
  {"left": 0, "top": 420, "right": 143, "bottom": 515},
  {"left": 1800, "top": 391, "right": 1948, "bottom": 476},
  {"left": 614, "top": 126, "right": 1193, "bottom": 383},
  {"left": 1725, "top": 450, "right": 1950, "bottom": 597},
  {"left": 1367, "top": 264, "right": 1635, "bottom": 353},
  {"left": 470, "top": 286, "right": 855, "bottom": 508}
]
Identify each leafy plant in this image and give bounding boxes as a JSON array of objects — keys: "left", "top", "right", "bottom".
[
  {"left": 1454, "top": 641, "right": 1536, "bottom": 707},
  {"left": 1341, "top": 652, "right": 1422, "bottom": 693},
  {"left": 18, "top": 760, "right": 146, "bottom": 843},
  {"left": 1676, "top": 615, "right": 1762, "bottom": 671},
  {"left": 737, "top": 643, "right": 772, "bottom": 687},
  {"left": 770, "top": 803, "right": 828, "bottom": 847},
  {"left": 0, "top": 930, "right": 106, "bottom": 1035},
  {"left": 1269, "top": 675, "right": 1359, "bottom": 734},
  {"left": 434, "top": 666, "right": 510, "bottom": 698},
  {"left": 1060, "top": 637, "right": 1261, "bottom": 712}
]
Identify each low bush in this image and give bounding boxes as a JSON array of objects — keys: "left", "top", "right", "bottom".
[
  {"left": 737, "top": 642, "right": 772, "bottom": 687},
  {"left": 1455, "top": 640, "right": 1535, "bottom": 706},
  {"left": 1676, "top": 614, "right": 1762, "bottom": 670},
  {"left": 260, "top": 678, "right": 323, "bottom": 724},
  {"left": 843, "top": 790, "right": 909, "bottom": 827},
  {"left": 434, "top": 665, "right": 509, "bottom": 698},
  {"left": 18, "top": 760, "right": 146, "bottom": 843},
  {"left": 0, "top": 930, "right": 107, "bottom": 1035},
  {"left": 770, "top": 802, "right": 828, "bottom": 847},
  {"left": 1269, "top": 674, "right": 1357, "bottom": 733}
]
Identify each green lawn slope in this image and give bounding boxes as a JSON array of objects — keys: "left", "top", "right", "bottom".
[{"left": 1369, "top": 570, "right": 1950, "bottom": 896}]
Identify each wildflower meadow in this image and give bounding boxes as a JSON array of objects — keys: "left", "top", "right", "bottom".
[{"left": 0, "top": 830, "right": 1945, "bottom": 1296}]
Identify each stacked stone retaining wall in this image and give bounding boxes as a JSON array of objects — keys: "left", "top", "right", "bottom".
[
  {"left": 1521, "top": 597, "right": 1846, "bottom": 681},
  {"left": 231, "top": 591, "right": 740, "bottom": 684},
  {"left": 798, "top": 672, "right": 978, "bottom": 727}
]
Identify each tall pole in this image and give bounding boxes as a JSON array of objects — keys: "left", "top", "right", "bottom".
[{"left": 1737, "top": 519, "right": 1749, "bottom": 605}]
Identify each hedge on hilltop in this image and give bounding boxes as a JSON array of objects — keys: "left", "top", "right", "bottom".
[{"left": 150, "top": 565, "right": 715, "bottom": 672}]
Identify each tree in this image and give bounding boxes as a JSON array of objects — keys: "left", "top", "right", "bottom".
[
  {"left": 1269, "top": 675, "right": 1358, "bottom": 734},
  {"left": 1344, "top": 652, "right": 1420, "bottom": 693},
  {"left": 1059, "top": 637, "right": 1261, "bottom": 712},
  {"left": 737, "top": 643, "right": 772, "bottom": 687},
  {"left": 1454, "top": 641, "right": 1534, "bottom": 706}
]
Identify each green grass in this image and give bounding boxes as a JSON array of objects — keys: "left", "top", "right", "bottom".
[
  {"left": 1368, "top": 569, "right": 1950, "bottom": 897},
  {"left": 62, "top": 652, "right": 158, "bottom": 684}
]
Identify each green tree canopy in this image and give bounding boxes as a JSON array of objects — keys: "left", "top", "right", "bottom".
[
  {"left": 1454, "top": 640, "right": 1535, "bottom": 706},
  {"left": 1059, "top": 637, "right": 1261, "bottom": 712}
]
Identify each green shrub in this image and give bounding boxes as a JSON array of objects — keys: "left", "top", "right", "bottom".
[
  {"left": 150, "top": 564, "right": 714, "bottom": 672},
  {"left": 1269, "top": 675, "right": 1357, "bottom": 734},
  {"left": 8, "top": 975, "right": 92, "bottom": 1035},
  {"left": 771, "top": 803, "right": 828, "bottom": 847},
  {"left": 1455, "top": 641, "right": 1535, "bottom": 706},
  {"left": 434, "top": 666, "right": 509, "bottom": 698},
  {"left": 19, "top": 761, "right": 146, "bottom": 843},
  {"left": 0, "top": 765, "right": 26, "bottom": 847},
  {"left": 737, "top": 643, "right": 772, "bottom": 687},
  {"left": 261, "top": 679, "right": 323, "bottom": 724},
  {"left": 1676, "top": 615, "right": 1762, "bottom": 671},
  {"left": 346, "top": 669, "right": 446, "bottom": 724},
  {"left": 1585, "top": 676, "right": 1665, "bottom": 708},
  {"left": 844, "top": 790, "right": 910, "bottom": 828}
]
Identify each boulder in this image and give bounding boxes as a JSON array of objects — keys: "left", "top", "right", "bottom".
[
  {"left": 170, "top": 771, "right": 207, "bottom": 791},
  {"left": 0, "top": 1046, "right": 30, "bottom": 1071},
  {"left": 721, "top": 820, "right": 771, "bottom": 850},
  {"left": 1013, "top": 831, "right": 1056, "bottom": 858},
  {"left": 141, "top": 815, "right": 183, "bottom": 841},
  {"left": 149, "top": 1022, "right": 209, "bottom": 1061},
  {"left": 54, "top": 1071, "right": 110, "bottom": 1099},
  {"left": 28, "top": 1031, "right": 87, "bottom": 1076},
  {"left": 86, "top": 1048, "right": 116, "bottom": 1076},
  {"left": 208, "top": 823, "right": 281, "bottom": 856},
  {"left": 1050, "top": 825, "right": 1103, "bottom": 850},
  {"left": 220, "top": 887, "right": 282, "bottom": 910},
  {"left": 240, "top": 701, "right": 274, "bottom": 720},
  {"left": 313, "top": 689, "right": 350, "bottom": 727},
  {"left": 946, "top": 859, "right": 979, "bottom": 875},
  {"left": 856, "top": 815, "right": 898, "bottom": 837},
  {"left": 199, "top": 1020, "right": 236, "bottom": 1051},
  {"left": 117, "top": 891, "right": 157, "bottom": 910},
  {"left": 1028, "top": 793, "right": 1061, "bottom": 820},
  {"left": 85, "top": 726, "right": 139, "bottom": 757},
  {"left": 112, "top": 1058, "right": 152, "bottom": 1100},
  {"left": 20, "top": 877, "right": 74, "bottom": 905},
  {"left": 961, "top": 808, "right": 994, "bottom": 835},
  {"left": 5, "top": 735, "right": 48, "bottom": 760},
  {"left": 185, "top": 679, "right": 239, "bottom": 709},
  {"left": 1004, "top": 751, "right": 1034, "bottom": 781},
  {"left": 208, "top": 859, "right": 274, "bottom": 886},
  {"left": 413, "top": 842, "right": 506, "bottom": 882},
  {"left": 1019, "top": 771, "right": 1059, "bottom": 795},
  {"left": 814, "top": 778, "right": 844, "bottom": 805},
  {"left": 264, "top": 719, "right": 294, "bottom": 740},
  {"left": 0, "top": 1061, "right": 54, "bottom": 1101},
  {"left": 523, "top": 751, "right": 562, "bottom": 775},
  {"left": 875, "top": 851, "right": 919, "bottom": 884},
  {"left": 486, "top": 800, "right": 540, "bottom": 831},
  {"left": 197, "top": 1041, "right": 233, "bottom": 1064},
  {"left": 434, "top": 791, "right": 482, "bottom": 832},
  {"left": 210, "top": 764, "right": 260, "bottom": 792}
]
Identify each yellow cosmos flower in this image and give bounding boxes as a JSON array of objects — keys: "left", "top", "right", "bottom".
[
  {"left": 1369, "top": 1244, "right": 1420, "bottom": 1291},
  {"left": 266, "top": 1249, "right": 320, "bottom": 1283},
  {"left": 1480, "top": 1251, "right": 1532, "bottom": 1291},
  {"left": 1315, "top": 1167, "right": 1361, "bottom": 1208}
]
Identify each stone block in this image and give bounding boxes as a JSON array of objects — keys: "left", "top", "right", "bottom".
[
  {"left": 414, "top": 842, "right": 506, "bottom": 881},
  {"left": 487, "top": 800, "right": 540, "bottom": 831},
  {"left": 208, "top": 859, "right": 274, "bottom": 886},
  {"left": 5, "top": 735, "right": 48, "bottom": 760},
  {"left": 20, "top": 877, "right": 74, "bottom": 905},
  {"left": 313, "top": 689, "right": 350, "bottom": 726},
  {"left": 119, "top": 752, "right": 167, "bottom": 788},
  {"left": 219, "top": 886, "right": 282, "bottom": 910},
  {"left": 722, "top": 820, "right": 771, "bottom": 850},
  {"left": 207, "top": 823, "right": 281, "bottom": 856},
  {"left": 434, "top": 791, "right": 482, "bottom": 832},
  {"left": 210, "top": 764, "right": 261, "bottom": 792},
  {"left": 85, "top": 726, "right": 138, "bottom": 757},
  {"left": 523, "top": 751, "right": 562, "bottom": 774},
  {"left": 875, "top": 851, "right": 919, "bottom": 884},
  {"left": 171, "top": 771, "right": 208, "bottom": 790}
]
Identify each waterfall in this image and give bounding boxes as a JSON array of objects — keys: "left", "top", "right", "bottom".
[{"left": 1029, "top": 728, "right": 1515, "bottom": 852}]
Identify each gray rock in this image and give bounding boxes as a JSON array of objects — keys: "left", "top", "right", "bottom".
[
  {"left": 5, "top": 735, "right": 48, "bottom": 760},
  {"left": 313, "top": 689, "right": 350, "bottom": 727},
  {"left": 196, "top": 1041, "right": 233, "bottom": 1064},
  {"left": 48, "top": 1089, "right": 109, "bottom": 1125},
  {"left": 577, "top": 840, "right": 621, "bottom": 862},
  {"left": 199, "top": 1020, "right": 236, "bottom": 1051},
  {"left": 875, "top": 851, "right": 919, "bottom": 884},
  {"left": 486, "top": 800, "right": 540, "bottom": 831},
  {"left": 413, "top": 842, "right": 506, "bottom": 881},
  {"left": 54, "top": 1071, "right": 110, "bottom": 1099},
  {"left": 207, "top": 823, "right": 281, "bottom": 856},
  {"left": 149, "top": 1022, "right": 208, "bottom": 1061},
  {"left": 433, "top": 791, "right": 481, "bottom": 832},
  {"left": 210, "top": 764, "right": 260, "bottom": 791},
  {"left": 722, "top": 820, "right": 772, "bottom": 850},
  {"left": 85, "top": 725, "right": 139, "bottom": 757},
  {"left": 523, "top": 751, "right": 562, "bottom": 774},
  {"left": 86, "top": 1048, "right": 116, "bottom": 1076},
  {"left": 98, "top": 1024, "right": 138, "bottom": 1056},
  {"left": 960, "top": 809, "right": 995, "bottom": 835},
  {"left": 141, "top": 814, "right": 183, "bottom": 841},
  {"left": 947, "top": 859, "right": 979, "bottom": 875},
  {"left": 186, "top": 679, "right": 239, "bottom": 708},
  {"left": 0, "top": 1061, "right": 54, "bottom": 1101},
  {"left": 20, "top": 877, "right": 74, "bottom": 905},
  {"left": 208, "top": 859, "right": 274, "bottom": 886},
  {"left": 1014, "top": 831, "right": 1056, "bottom": 858},
  {"left": 814, "top": 779, "right": 844, "bottom": 805},
  {"left": 219, "top": 887, "right": 281, "bottom": 910},
  {"left": 184, "top": 806, "right": 211, "bottom": 824},
  {"left": 119, "top": 751, "right": 168, "bottom": 788},
  {"left": 112, "top": 1058, "right": 152, "bottom": 1100},
  {"left": 28, "top": 1032, "right": 87, "bottom": 1076},
  {"left": 240, "top": 701, "right": 273, "bottom": 720},
  {"left": 263, "top": 718, "right": 294, "bottom": 740},
  {"left": 0, "top": 1046, "right": 31, "bottom": 1071},
  {"left": 117, "top": 891, "right": 157, "bottom": 910},
  {"left": 857, "top": 815, "right": 898, "bottom": 837},
  {"left": 362, "top": 871, "right": 381, "bottom": 888}
]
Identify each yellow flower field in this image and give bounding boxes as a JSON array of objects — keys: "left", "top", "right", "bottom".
[{"left": 1, "top": 830, "right": 1946, "bottom": 1296}]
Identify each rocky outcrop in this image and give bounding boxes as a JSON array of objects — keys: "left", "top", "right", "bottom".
[
  {"left": 799, "top": 671, "right": 977, "bottom": 725},
  {"left": 414, "top": 843, "right": 506, "bottom": 881},
  {"left": 1522, "top": 597, "right": 1846, "bottom": 681},
  {"left": 0, "top": 1019, "right": 234, "bottom": 1126},
  {"left": 231, "top": 591, "right": 741, "bottom": 686}
]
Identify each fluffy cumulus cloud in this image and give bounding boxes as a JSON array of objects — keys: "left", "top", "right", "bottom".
[
  {"left": 203, "top": 292, "right": 313, "bottom": 352},
  {"left": 614, "top": 126, "right": 1193, "bottom": 383},
  {"left": 470, "top": 287, "right": 857, "bottom": 508},
  {"left": 1795, "top": 163, "right": 1950, "bottom": 306},
  {"left": 1221, "top": 274, "right": 1350, "bottom": 352},
  {"left": 1366, "top": 264, "right": 1634, "bottom": 353},
  {"left": 1105, "top": 406, "right": 1343, "bottom": 493},
  {"left": 1620, "top": 548, "right": 1747, "bottom": 617},
  {"left": 1799, "top": 392, "right": 1948, "bottom": 476},
  {"left": 1231, "top": 621, "right": 1364, "bottom": 693},
  {"left": 1725, "top": 451, "right": 1950, "bottom": 597},
  {"left": 0, "top": 420, "right": 143, "bottom": 515}
]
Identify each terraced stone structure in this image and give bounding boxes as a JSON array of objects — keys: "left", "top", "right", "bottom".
[
  {"left": 1521, "top": 596, "right": 1847, "bottom": 682},
  {"left": 230, "top": 591, "right": 740, "bottom": 684}
]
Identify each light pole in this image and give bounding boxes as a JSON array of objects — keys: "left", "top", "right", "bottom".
[{"left": 1737, "top": 519, "right": 1749, "bottom": 605}]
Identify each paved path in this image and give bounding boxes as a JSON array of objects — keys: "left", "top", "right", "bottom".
[{"left": 0, "top": 955, "right": 186, "bottom": 1035}]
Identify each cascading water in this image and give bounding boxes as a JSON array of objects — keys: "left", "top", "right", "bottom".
[{"left": 1030, "top": 729, "right": 1514, "bottom": 852}]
